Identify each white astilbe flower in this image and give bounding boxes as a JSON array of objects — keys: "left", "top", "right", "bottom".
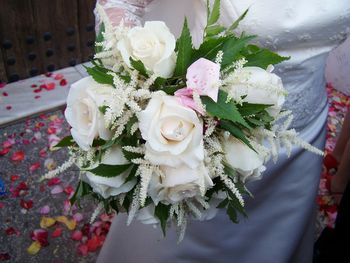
[
  {"left": 177, "top": 203, "right": 187, "bottom": 243},
  {"left": 215, "top": 50, "right": 224, "bottom": 65},
  {"left": 195, "top": 196, "right": 210, "bottom": 210},
  {"left": 252, "top": 111, "right": 324, "bottom": 162},
  {"left": 222, "top": 57, "right": 248, "bottom": 75},
  {"left": 130, "top": 122, "right": 139, "bottom": 135},
  {"left": 204, "top": 118, "right": 217, "bottom": 138},
  {"left": 185, "top": 200, "right": 202, "bottom": 219},
  {"left": 127, "top": 185, "right": 141, "bottom": 225},
  {"left": 122, "top": 145, "right": 145, "bottom": 154},
  {"left": 90, "top": 202, "right": 104, "bottom": 224},
  {"left": 137, "top": 164, "right": 154, "bottom": 207},
  {"left": 40, "top": 156, "right": 76, "bottom": 181}
]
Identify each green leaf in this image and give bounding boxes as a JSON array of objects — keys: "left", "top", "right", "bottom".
[
  {"left": 121, "top": 135, "right": 143, "bottom": 161},
  {"left": 226, "top": 203, "right": 238, "bottom": 223},
  {"left": 226, "top": 8, "right": 249, "bottom": 34},
  {"left": 201, "top": 90, "right": 249, "bottom": 128},
  {"left": 219, "top": 120, "right": 255, "bottom": 151},
  {"left": 125, "top": 115, "right": 138, "bottom": 136},
  {"left": 155, "top": 203, "right": 171, "bottom": 236},
  {"left": 205, "top": 24, "right": 226, "bottom": 38},
  {"left": 227, "top": 190, "right": 248, "bottom": 217},
  {"left": 130, "top": 58, "right": 148, "bottom": 77},
  {"left": 70, "top": 181, "right": 92, "bottom": 205},
  {"left": 92, "top": 138, "right": 107, "bottom": 147},
  {"left": 174, "top": 18, "right": 193, "bottom": 77},
  {"left": 53, "top": 136, "right": 75, "bottom": 148},
  {"left": 217, "top": 198, "right": 229, "bottom": 208},
  {"left": 86, "top": 163, "right": 132, "bottom": 178},
  {"left": 98, "top": 105, "right": 108, "bottom": 114},
  {"left": 207, "top": 0, "right": 221, "bottom": 26},
  {"left": 85, "top": 66, "right": 114, "bottom": 86},
  {"left": 221, "top": 35, "right": 255, "bottom": 69},
  {"left": 242, "top": 45, "right": 290, "bottom": 69},
  {"left": 237, "top": 103, "right": 272, "bottom": 117},
  {"left": 193, "top": 36, "right": 228, "bottom": 61},
  {"left": 124, "top": 165, "right": 138, "bottom": 184},
  {"left": 223, "top": 163, "right": 237, "bottom": 179}
]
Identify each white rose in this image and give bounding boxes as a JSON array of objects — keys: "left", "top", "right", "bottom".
[
  {"left": 117, "top": 21, "right": 176, "bottom": 78},
  {"left": 228, "top": 66, "right": 286, "bottom": 117},
  {"left": 65, "top": 76, "right": 113, "bottom": 150},
  {"left": 224, "top": 136, "right": 266, "bottom": 183},
  {"left": 82, "top": 146, "right": 136, "bottom": 198},
  {"left": 138, "top": 91, "right": 204, "bottom": 168},
  {"left": 148, "top": 164, "right": 213, "bottom": 204}
]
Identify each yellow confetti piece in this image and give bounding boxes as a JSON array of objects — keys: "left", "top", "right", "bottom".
[
  {"left": 55, "top": 216, "right": 76, "bottom": 230},
  {"left": 27, "top": 241, "right": 41, "bottom": 255},
  {"left": 40, "top": 217, "right": 56, "bottom": 228}
]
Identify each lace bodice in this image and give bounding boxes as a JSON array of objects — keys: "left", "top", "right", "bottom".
[{"left": 96, "top": 0, "right": 350, "bottom": 130}]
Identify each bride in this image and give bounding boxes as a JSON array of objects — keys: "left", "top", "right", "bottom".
[{"left": 95, "top": 1, "right": 350, "bottom": 262}]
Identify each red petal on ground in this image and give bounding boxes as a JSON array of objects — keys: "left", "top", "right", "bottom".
[
  {"left": 63, "top": 186, "right": 74, "bottom": 195},
  {"left": 87, "top": 235, "right": 104, "bottom": 252},
  {"left": 71, "top": 230, "right": 83, "bottom": 241},
  {"left": 0, "top": 253, "right": 11, "bottom": 260},
  {"left": 52, "top": 227, "right": 63, "bottom": 238},
  {"left": 30, "top": 229, "right": 49, "bottom": 247},
  {"left": 53, "top": 73, "right": 64, "bottom": 80},
  {"left": 31, "top": 84, "right": 37, "bottom": 88},
  {"left": 5, "top": 227, "right": 20, "bottom": 236},
  {"left": 39, "top": 148, "right": 47, "bottom": 158},
  {"left": 2, "top": 92, "right": 8, "bottom": 96},
  {"left": 6, "top": 106, "right": 12, "bottom": 110},
  {"left": 77, "top": 244, "right": 89, "bottom": 256},
  {"left": 44, "top": 82, "right": 56, "bottom": 91},
  {"left": 0, "top": 82, "right": 6, "bottom": 88},
  {"left": 34, "top": 95, "right": 41, "bottom": 99},
  {"left": 3, "top": 141, "right": 12, "bottom": 148},
  {"left": 10, "top": 175, "right": 20, "bottom": 182},
  {"left": 45, "top": 72, "right": 52, "bottom": 77},
  {"left": 59, "top": 79, "right": 67, "bottom": 86},
  {"left": 47, "top": 178, "right": 61, "bottom": 186},
  {"left": 11, "top": 151, "right": 25, "bottom": 161},
  {"left": 20, "top": 199, "right": 33, "bottom": 210},
  {"left": 29, "top": 162, "right": 41, "bottom": 172},
  {"left": 47, "top": 127, "right": 56, "bottom": 134},
  {"left": 22, "top": 139, "right": 30, "bottom": 145},
  {"left": 0, "top": 148, "right": 10, "bottom": 156},
  {"left": 33, "top": 88, "right": 42, "bottom": 93},
  {"left": 0, "top": 202, "right": 5, "bottom": 209}
]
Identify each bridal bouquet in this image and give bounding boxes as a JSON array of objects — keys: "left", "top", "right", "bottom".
[{"left": 49, "top": 0, "right": 322, "bottom": 240}]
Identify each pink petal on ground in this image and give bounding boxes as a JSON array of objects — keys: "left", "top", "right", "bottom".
[
  {"left": 40, "top": 205, "right": 50, "bottom": 215},
  {"left": 11, "top": 150, "right": 25, "bottom": 161},
  {"left": 78, "top": 244, "right": 89, "bottom": 256},
  {"left": 47, "top": 177, "right": 61, "bottom": 186},
  {"left": 71, "top": 230, "right": 83, "bottom": 241},
  {"left": 51, "top": 185, "right": 64, "bottom": 195},
  {"left": 73, "top": 213, "right": 83, "bottom": 222},
  {"left": 53, "top": 73, "right": 64, "bottom": 80},
  {"left": 52, "top": 227, "right": 62, "bottom": 238},
  {"left": 29, "top": 162, "right": 41, "bottom": 172}
]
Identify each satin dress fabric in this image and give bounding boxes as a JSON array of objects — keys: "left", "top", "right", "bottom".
[{"left": 97, "top": 1, "right": 350, "bottom": 262}]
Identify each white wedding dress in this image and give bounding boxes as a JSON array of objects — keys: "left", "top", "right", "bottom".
[{"left": 96, "top": 1, "right": 350, "bottom": 262}]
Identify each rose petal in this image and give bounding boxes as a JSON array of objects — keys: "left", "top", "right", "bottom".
[
  {"left": 27, "top": 241, "right": 41, "bottom": 255},
  {"left": 39, "top": 205, "right": 50, "bottom": 215},
  {"left": 77, "top": 244, "right": 89, "bottom": 256},
  {"left": 73, "top": 213, "right": 83, "bottom": 222},
  {"left": 51, "top": 185, "right": 63, "bottom": 195},
  {"left": 0, "top": 253, "right": 10, "bottom": 260},
  {"left": 71, "top": 230, "right": 83, "bottom": 241},
  {"left": 29, "top": 162, "right": 41, "bottom": 172},
  {"left": 20, "top": 199, "right": 33, "bottom": 210},
  {"left": 40, "top": 217, "right": 56, "bottom": 228},
  {"left": 47, "top": 178, "right": 61, "bottom": 186},
  {"left": 52, "top": 227, "right": 62, "bottom": 238},
  {"left": 55, "top": 216, "right": 76, "bottom": 230},
  {"left": 59, "top": 79, "right": 67, "bottom": 86},
  {"left": 11, "top": 151, "right": 25, "bottom": 161}
]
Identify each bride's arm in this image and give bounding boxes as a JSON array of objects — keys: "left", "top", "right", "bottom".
[{"left": 94, "top": 0, "right": 154, "bottom": 29}]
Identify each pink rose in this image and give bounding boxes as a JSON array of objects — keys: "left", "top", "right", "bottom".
[{"left": 175, "top": 58, "right": 220, "bottom": 113}]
